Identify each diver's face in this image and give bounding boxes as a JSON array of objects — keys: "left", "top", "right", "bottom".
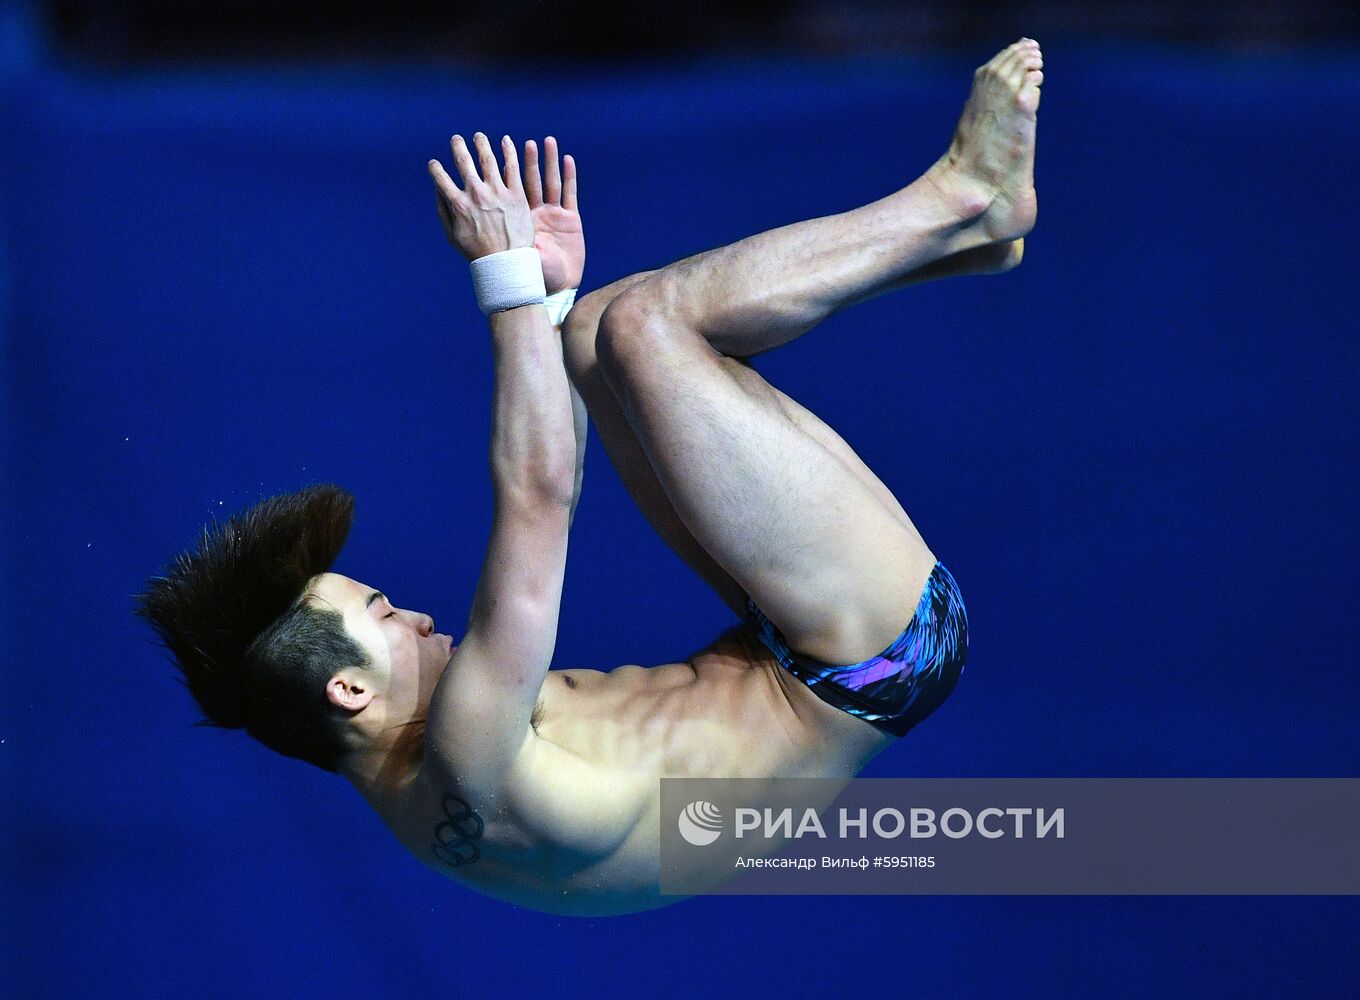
[{"left": 306, "top": 573, "right": 454, "bottom": 727}]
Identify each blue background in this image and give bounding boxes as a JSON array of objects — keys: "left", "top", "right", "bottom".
[{"left": 3, "top": 12, "right": 1359, "bottom": 999}]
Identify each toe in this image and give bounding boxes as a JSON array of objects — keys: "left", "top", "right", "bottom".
[
  {"left": 997, "top": 46, "right": 1023, "bottom": 75},
  {"left": 985, "top": 40, "right": 1041, "bottom": 84},
  {"left": 990, "top": 42, "right": 1020, "bottom": 69},
  {"left": 1012, "top": 42, "right": 1039, "bottom": 68},
  {"left": 1020, "top": 70, "right": 1043, "bottom": 111}
]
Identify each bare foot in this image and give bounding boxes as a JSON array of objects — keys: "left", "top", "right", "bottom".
[{"left": 927, "top": 38, "right": 1043, "bottom": 243}]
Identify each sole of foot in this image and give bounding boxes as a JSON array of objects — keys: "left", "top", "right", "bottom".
[{"left": 927, "top": 38, "right": 1043, "bottom": 243}]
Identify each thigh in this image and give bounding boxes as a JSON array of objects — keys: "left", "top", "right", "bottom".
[
  {"left": 563, "top": 277, "right": 750, "bottom": 617},
  {"left": 597, "top": 299, "right": 936, "bottom": 666}
]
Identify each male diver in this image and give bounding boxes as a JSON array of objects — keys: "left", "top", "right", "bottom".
[{"left": 138, "top": 40, "right": 1042, "bottom": 915}]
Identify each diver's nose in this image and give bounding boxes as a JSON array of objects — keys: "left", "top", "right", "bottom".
[{"left": 417, "top": 613, "right": 434, "bottom": 637}]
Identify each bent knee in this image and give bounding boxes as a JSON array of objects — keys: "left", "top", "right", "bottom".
[
  {"left": 561, "top": 273, "right": 659, "bottom": 382},
  {"left": 596, "top": 275, "right": 693, "bottom": 376},
  {"left": 561, "top": 289, "right": 610, "bottom": 382}
]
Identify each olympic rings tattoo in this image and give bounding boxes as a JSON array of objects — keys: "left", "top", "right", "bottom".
[{"left": 430, "top": 793, "right": 484, "bottom": 867}]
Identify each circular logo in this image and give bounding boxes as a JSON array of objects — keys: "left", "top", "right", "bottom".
[{"left": 678, "top": 800, "right": 723, "bottom": 846}]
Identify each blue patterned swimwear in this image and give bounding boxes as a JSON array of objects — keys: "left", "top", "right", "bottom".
[{"left": 745, "top": 562, "right": 968, "bottom": 738}]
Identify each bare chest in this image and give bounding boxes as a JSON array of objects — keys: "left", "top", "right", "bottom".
[{"left": 373, "top": 634, "right": 890, "bottom": 914}]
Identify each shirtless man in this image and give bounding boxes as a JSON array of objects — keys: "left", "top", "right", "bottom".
[{"left": 138, "top": 40, "right": 1042, "bottom": 915}]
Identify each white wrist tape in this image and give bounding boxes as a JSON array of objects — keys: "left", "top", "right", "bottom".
[
  {"left": 544, "top": 288, "right": 578, "bottom": 326},
  {"left": 469, "top": 247, "right": 546, "bottom": 316}
]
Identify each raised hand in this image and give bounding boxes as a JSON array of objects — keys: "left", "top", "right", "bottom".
[
  {"left": 522, "top": 137, "right": 585, "bottom": 294},
  {"left": 428, "top": 133, "right": 535, "bottom": 261}
]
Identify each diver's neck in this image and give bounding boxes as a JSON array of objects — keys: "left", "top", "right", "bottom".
[{"left": 342, "top": 728, "right": 425, "bottom": 810}]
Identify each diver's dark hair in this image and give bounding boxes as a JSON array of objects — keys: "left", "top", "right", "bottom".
[{"left": 135, "top": 484, "right": 367, "bottom": 773}]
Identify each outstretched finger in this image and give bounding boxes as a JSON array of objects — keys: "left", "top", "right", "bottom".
[
  {"left": 500, "top": 135, "right": 523, "bottom": 192},
  {"left": 449, "top": 135, "right": 480, "bottom": 188},
  {"left": 562, "top": 154, "right": 578, "bottom": 211},
  {"left": 472, "top": 132, "right": 501, "bottom": 187},
  {"left": 428, "top": 158, "right": 461, "bottom": 202},
  {"left": 543, "top": 135, "right": 562, "bottom": 204},
  {"left": 523, "top": 139, "right": 543, "bottom": 207}
]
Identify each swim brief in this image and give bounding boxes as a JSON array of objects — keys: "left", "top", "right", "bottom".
[{"left": 744, "top": 562, "right": 967, "bottom": 738}]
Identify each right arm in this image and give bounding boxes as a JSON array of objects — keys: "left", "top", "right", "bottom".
[
  {"left": 422, "top": 134, "right": 577, "bottom": 794},
  {"left": 417, "top": 135, "right": 651, "bottom": 867}
]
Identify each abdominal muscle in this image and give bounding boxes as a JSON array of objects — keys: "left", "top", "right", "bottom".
[{"left": 540, "top": 630, "right": 816, "bottom": 780}]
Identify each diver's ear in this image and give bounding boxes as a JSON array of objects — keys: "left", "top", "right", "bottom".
[{"left": 326, "top": 671, "right": 374, "bottom": 713}]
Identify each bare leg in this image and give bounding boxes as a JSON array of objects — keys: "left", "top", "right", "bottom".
[
  {"left": 562, "top": 240, "right": 1022, "bottom": 615},
  {"left": 582, "top": 40, "right": 1042, "bottom": 663},
  {"left": 639, "top": 42, "right": 1040, "bottom": 357},
  {"left": 564, "top": 269, "right": 750, "bottom": 616}
]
